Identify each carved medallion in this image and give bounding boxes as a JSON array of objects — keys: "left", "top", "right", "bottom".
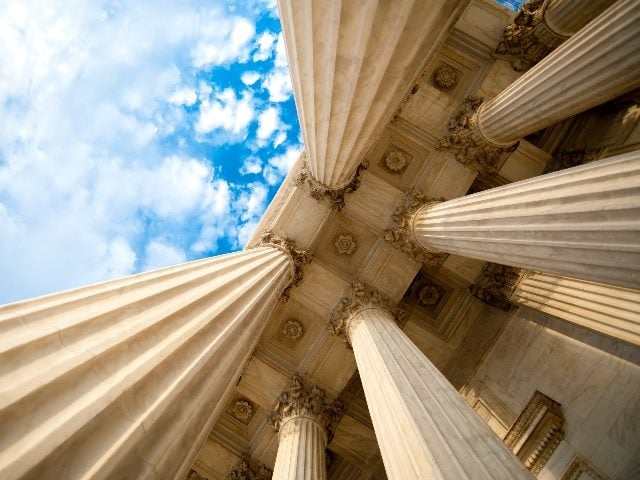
[
  {"left": 282, "top": 319, "right": 304, "bottom": 340},
  {"left": 418, "top": 285, "right": 440, "bottom": 306},
  {"left": 334, "top": 233, "right": 357, "bottom": 255},
  {"left": 433, "top": 64, "right": 458, "bottom": 89},
  {"left": 383, "top": 150, "right": 409, "bottom": 172},
  {"left": 469, "top": 262, "right": 524, "bottom": 311},
  {"left": 231, "top": 400, "right": 253, "bottom": 422}
]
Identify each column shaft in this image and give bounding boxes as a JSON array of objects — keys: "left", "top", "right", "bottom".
[
  {"left": 0, "top": 247, "right": 292, "bottom": 480},
  {"left": 545, "top": 0, "right": 616, "bottom": 37},
  {"left": 272, "top": 417, "right": 327, "bottom": 480},
  {"left": 481, "top": 0, "right": 640, "bottom": 145},
  {"left": 413, "top": 152, "right": 640, "bottom": 290},
  {"left": 278, "top": 0, "right": 469, "bottom": 188},
  {"left": 513, "top": 271, "right": 640, "bottom": 346},
  {"left": 348, "top": 307, "right": 532, "bottom": 479}
]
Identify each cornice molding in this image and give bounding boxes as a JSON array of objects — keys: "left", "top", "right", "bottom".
[{"left": 383, "top": 189, "right": 449, "bottom": 268}]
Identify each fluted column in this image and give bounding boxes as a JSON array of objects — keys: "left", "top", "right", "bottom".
[
  {"left": 268, "top": 376, "right": 343, "bottom": 480},
  {"left": 278, "top": 0, "right": 469, "bottom": 189},
  {"left": 512, "top": 271, "right": 640, "bottom": 346},
  {"left": 329, "top": 283, "right": 533, "bottom": 480},
  {"left": 496, "top": 0, "right": 616, "bottom": 71},
  {"left": 412, "top": 152, "right": 640, "bottom": 290},
  {"left": 440, "top": 0, "right": 640, "bottom": 173},
  {"left": 0, "top": 232, "right": 310, "bottom": 480}
]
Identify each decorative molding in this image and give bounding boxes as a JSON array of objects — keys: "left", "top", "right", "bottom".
[
  {"left": 226, "top": 455, "right": 272, "bottom": 480},
  {"left": 268, "top": 375, "right": 343, "bottom": 441},
  {"left": 282, "top": 319, "right": 304, "bottom": 340},
  {"left": 252, "top": 230, "right": 312, "bottom": 302},
  {"left": 334, "top": 233, "right": 357, "bottom": 255},
  {"left": 329, "top": 282, "right": 407, "bottom": 345},
  {"left": 437, "top": 97, "right": 518, "bottom": 174},
  {"left": 187, "top": 469, "right": 208, "bottom": 480},
  {"left": 561, "top": 456, "right": 608, "bottom": 480},
  {"left": 505, "top": 390, "right": 565, "bottom": 476},
  {"left": 469, "top": 262, "right": 524, "bottom": 311},
  {"left": 495, "top": 0, "right": 566, "bottom": 72},
  {"left": 295, "top": 157, "right": 368, "bottom": 211},
  {"left": 231, "top": 400, "right": 253, "bottom": 422},
  {"left": 383, "top": 149, "right": 409, "bottom": 172},
  {"left": 383, "top": 189, "right": 449, "bottom": 267},
  {"left": 433, "top": 64, "right": 459, "bottom": 90},
  {"left": 544, "top": 148, "right": 605, "bottom": 173}
]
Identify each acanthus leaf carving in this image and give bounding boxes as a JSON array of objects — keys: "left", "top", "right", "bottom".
[
  {"left": 252, "top": 230, "right": 312, "bottom": 302},
  {"left": 295, "top": 155, "right": 368, "bottom": 211},
  {"left": 329, "top": 282, "right": 406, "bottom": 346},
  {"left": 383, "top": 189, "right": 449, "bottom": 268},
  {"left": 469, "top": 262, "right": 524, "bottom": 312},
  {"left": 434, "top": 64, "right": 459, "bottom": 90},
  {"left": 268, "top": 375, "right": 343, "bottom": 442},
  {"left": 494, "top": 0, "right": 566, "bottom": 72},
  {"left": 226, "top": 455, "right": 272, "bottom": 480},
  {"left": 437, "top": 97, "right": 518, "bottom": 174}
]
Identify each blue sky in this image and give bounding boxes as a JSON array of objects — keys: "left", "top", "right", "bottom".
[{"left": 0, "top": 0, "right": 302, "bottom": 303}]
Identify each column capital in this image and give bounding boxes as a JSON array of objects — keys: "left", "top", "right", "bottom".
[
  {"left": 437, "top": 97, "right": 518, "bottom": 173},
  {"left": 226, "top": 455, "right": 272, "bottom": 480},
  {"left": 469, "top": 263, "right": 525, "bottom": 312},
  {"left": 495, "top": 0, "right": 566, "bottom": 72},
  {"left": 268, "top": 375, "right": 343, "bottom": 442},
  {"left": 251, "top": 230, "right": 312, "bottom": 302},
  {"left": 329, "top": 282, "right": 406, "bottom": 345},
  {"left": 295, "top": 155, "right": 368, "bottom": 211},
  {"left": 383, "top": 189, "right": 449, "bottom": 267}
]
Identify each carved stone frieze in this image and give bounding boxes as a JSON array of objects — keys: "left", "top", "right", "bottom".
[
  {"left": 469, "top": 262, "right": 524, "bottom": 312},
  {"left": 505, "top": 390, "right": 565, "bottom": 476},
  {"left": 282, "top": 319, "right": 304, "bottom": 340},
  {"left": 227, "top": 455, "right": 272, "bottom": 480},
  {"left": 495, "top": 0, "right": 566, "bottom": 72},
  {"left": 295, "top": 157, "right": 368, "bottom": 211},
  {"left": 433, "top": 64, "right": 459, "bottom": 90},
  {"left": 268, "top": 375, "right": 343, "bottom": 441},
  {"left": 329, "top": 282, "right": 406, "bottom": 345},
  {"left": 252, "top": 230, "right": 312, "bottom": 302},
  {"left": 561, "top": 456, "right": 608, "bottom": 480},
  {"left": 437, "top": 97, "right": 518, "bottom": 174},
  {"left": 383, "top": 189, "right": 449, "bottom": 267}
]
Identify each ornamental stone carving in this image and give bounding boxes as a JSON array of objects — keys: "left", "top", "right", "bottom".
[
  {"left": 383, "top": 149, "right": 409, "bottom": 172},
  {"left": 418, "top": 285, "right": 440, "bottom": 306},
  {"left": 544, "top": 148, "right": 604, "bottom": 173},
  {"left": 295, "top": 156, "right": 368, "bottom": 211},
  {"left": 187, "top": 469, "right": 207, "bottom": 480},
  {"left": 231, "top": 400, "right": 253, "bottom": 422},
  {"left": 495, "top": 0, "right": 565, "bottom": 72},
  {"left": 282, "top": 319, "right": 304, "bottom": 340},
  {"left": 383, "top": 189, "right": 449, "bottom": 268},
  {"left": 252, "top": 230, "right": 312, "bottom": 302},
  {"left": 334, "top": 233, "right": 357, "bottom": 255},
  {"left": 329, "top": 282, "right": 406, "bottom": 345},
  {"left": 469, "top": 262, "right": 524, "bottom": 312},
  {"left": 268, "top": 375, "right": 343, "bottom": 441},
  {"left": 434, "top": 64, "right": 458, "bottom": 89},
  {"left": 227, "top": 455, "right": 272, "bottom": 480},
  {"left": 561, "top": 456, "right": 607, "bottom": 480},
  {"left": 437, "top": 97, "right": 518, "bottom": 174}
]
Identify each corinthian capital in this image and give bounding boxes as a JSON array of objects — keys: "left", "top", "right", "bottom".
[
  {"left": 469, "top": 262, "right": 525, "bottom": 311},
  {"left": 226, "top": 455, "right": 271, "bottom": 480},
  {"left": 383, "top": 190, "right": 448, "bottom": 268},
  {"left": 252, "top": 230, "right": 312, "bottom": 301},
  {"left": 268, "top": 375, "right": 343, "bottom": 441},
  {"left": 437, "top": 97, "right": 518, "bottom": 174},
  {"left": 329, "top": 282, "right": 406, "bottom": 345}
]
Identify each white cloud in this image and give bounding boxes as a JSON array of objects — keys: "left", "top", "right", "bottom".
[
  {"left": 191, "top": 16, "right": 256, "bottom": 68},
  {"left": 240, "top": 156, "right": 263, "bottom": 175},
  {"left": 253, "top": 31, "right": 276, "bottom": 61},
  {"left": 241, "top": 71, "right": 261, "bottom": 86},
  {"left": 257, "top": 106, "right": 281, "bottom": 141},
  {"left": 196, "top": 88, "right": 255, "bottom": 139},
  {"left": 144, "top": 240, "right": 187, "bottom": 271},
  {"left": 169, "top": 87, "right": 197, "bottom": 106},
  {"left": 235, "top": 183, "right": 269, "bottom": 246},
  {"left": 263, "top": 145, "right": 302, "bottom": 185},
  {"left": 261, "top": 34, "right": 292, "bottom": 102}
]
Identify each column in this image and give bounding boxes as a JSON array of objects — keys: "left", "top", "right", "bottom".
[
  {"left": 0, "top": 231, "right": 310, "bottom": 480},
  {"left": 329, "top": 283, "right": 533, "bottom": 480},
  {"left": 439, "top": 0, "right": 640, "bottom": 173},
  {"left": 268, "top": 376, "right": 343, "bottom": 480},
  {"left": 512, "top": 271, "right": 640, "bottom": 346},
  {"left": 412, "top": 152, "right": 640, "bottom": 290},
  {"left": 278, "top": 0, "right": 470, "bottom": 189},
  {"left": 496, "top": 0, "right": 616, "bottom": 71}
]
